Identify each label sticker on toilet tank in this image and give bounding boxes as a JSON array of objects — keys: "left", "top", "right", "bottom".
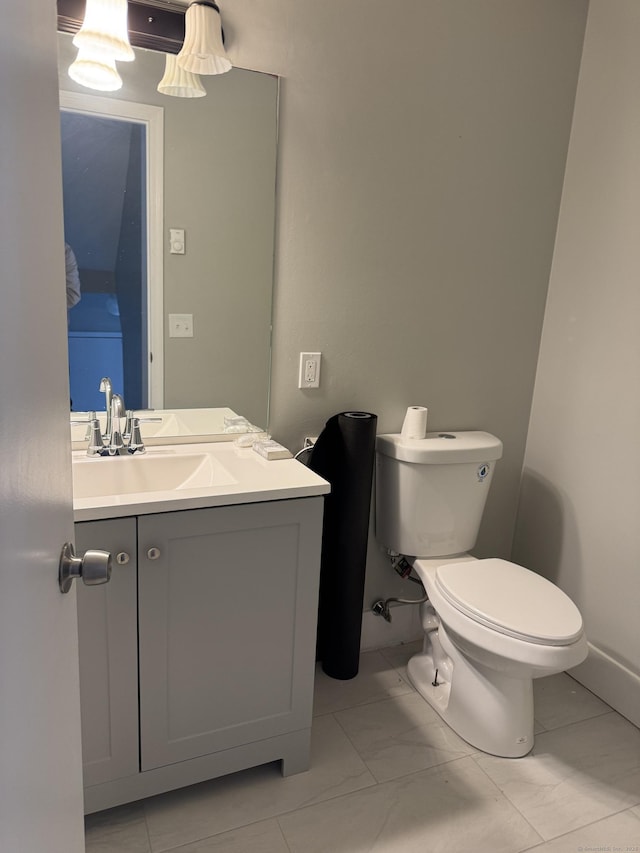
[{"left": 477, "top": 464, "right": 490, "bottom": 482}]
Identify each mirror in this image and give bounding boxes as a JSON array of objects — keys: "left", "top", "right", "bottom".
[
  {"left": 69, "top": 406, "right": 265, "bottom": 449},
  {"left": 57, "top": 31, "right": 278, "bottom": 436}
]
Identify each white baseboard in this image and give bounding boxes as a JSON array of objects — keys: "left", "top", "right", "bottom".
[
  {"left": 570, "top": 642, "right": 640, "bottom": 729},
  {"left": 360, "top": 603, "right": 423, "bottom": 651}
]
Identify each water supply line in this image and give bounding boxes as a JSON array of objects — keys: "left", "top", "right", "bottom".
[
  {"left": 371, "top": 551, "right": 427, "bottom": 622},
  {"left": 371, "top": 593, "right": 428, "bottom": 623}
]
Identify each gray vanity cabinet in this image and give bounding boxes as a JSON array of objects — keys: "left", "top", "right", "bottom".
[
  {"left": 74, "top": 517, "right": 139, "bottom": 788},
  {"left": 75, "top": 496, "right": 324, "bottom": 813}
]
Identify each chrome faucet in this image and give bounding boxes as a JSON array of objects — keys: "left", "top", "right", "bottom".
[
  {"left": 99, "top": 377, "right": 113, "bottom": 440},
  {"left": 108, "top": 394, "right": 126, "bottom": 455},
  {"left": 82, "top": 379, "right": 164, "bottom": 457}
]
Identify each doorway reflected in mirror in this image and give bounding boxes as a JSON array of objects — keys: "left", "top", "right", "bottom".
[{"left": 63, "top": 110, "right": 148, "bottom": 411}]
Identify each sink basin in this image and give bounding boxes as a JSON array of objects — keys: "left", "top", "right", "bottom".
[{"left": 72, "top": 451, "right": 237, "bottom": 499}]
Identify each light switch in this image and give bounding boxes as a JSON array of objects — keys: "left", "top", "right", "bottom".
[
  {"left": 169, "top": 228, "right": 185, "bottom": 254},
  {"left": 169, "top": 313, "right": 193, "bottom": 337}
]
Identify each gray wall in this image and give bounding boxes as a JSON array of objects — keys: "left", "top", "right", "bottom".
[
  {"left": 222, "top": 0, "right": 589, "bottom": 604},
  {"left": 514, "top": 0, "right": 640, "bottom": 726},
  {"left": 59, "top": 2, "right": 590, "bottom": 610}
]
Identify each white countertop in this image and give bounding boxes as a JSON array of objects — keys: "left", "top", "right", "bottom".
[{"left": 73, "top": 441, "right": 330, "bottom": 522}]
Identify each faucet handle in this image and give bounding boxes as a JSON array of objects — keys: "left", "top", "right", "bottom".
[
  {"left": 124, "top": 410, "right": 162, "bottom": 440},
  {"left": 87, "top": 419, "right": 108, "bottom": 457},
  {"left": 127, "top": 418, "right": 146, "bottom": 455},
  {"left": 70, "top": 411, "right": 98, "bottom": 441},
  {"left": 123, "top": 410, "right": 135, "bottom": 440},
  {"left": 126, "top": 415, "right": 163, "bottom": 454},
  {"left": 85, "top": 410, "right": 96, "bottom": 440}
]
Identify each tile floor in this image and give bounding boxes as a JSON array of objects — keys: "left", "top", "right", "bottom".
[{"left": 85, "top": 642, "right": 640, "bottom": 853}]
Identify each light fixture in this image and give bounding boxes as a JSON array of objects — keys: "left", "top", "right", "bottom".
[
  {"left": 157, "top": 53, "right": 206, "bottom": 98},
  {"left": 68, "top": 47, "right": 123, "bottom": 91},
  {"left": 72, "top": 0, "right": 134, "bottom": 63},
  {"left": 177, "top": 1, "right": 232, "bottom": 76}
]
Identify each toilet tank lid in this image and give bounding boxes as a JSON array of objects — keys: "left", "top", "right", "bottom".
[{"left": 376, "top": 431, "right": 503, "bottom": 464}]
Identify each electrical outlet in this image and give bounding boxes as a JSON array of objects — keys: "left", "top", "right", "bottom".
[
  {"left": 298, "top": 352, "right": 321, "bottom": 388},
  {"left": 169, "top": 313, "right": 194, "bottom": 337}
]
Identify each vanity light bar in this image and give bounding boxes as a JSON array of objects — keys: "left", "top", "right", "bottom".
[{"left": 57, "top": 0, "right": 187, "bottom": 55}]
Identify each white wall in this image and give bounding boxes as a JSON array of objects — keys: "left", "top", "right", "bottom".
[
  {"left": 222, "top": 0, "right": 588, "bottom": 621},
  {"left": 513, "top": 0, "right": 640, "bottom": 725}
]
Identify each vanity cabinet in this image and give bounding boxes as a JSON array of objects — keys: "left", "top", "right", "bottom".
[{"left": 75, "top": 496, "right": 324, "bottom": 814}]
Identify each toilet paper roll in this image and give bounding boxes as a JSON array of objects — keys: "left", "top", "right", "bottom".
[{"left": 401, "top": 406, "right": 428, "bottom": 440}]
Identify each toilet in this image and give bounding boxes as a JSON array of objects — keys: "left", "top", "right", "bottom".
[{"left": 375, "top": 430, "right": 587, "bottom": 758}]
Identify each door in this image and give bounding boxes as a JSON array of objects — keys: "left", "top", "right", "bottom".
[
  {"left": 0, "top": 3, "right": 85, "bottom": 851},
  {"left": 137, "top": 500, "right": 323, "bottom": 771},
  {"left": 59, "top": 92, "right": 165, "bottom": 411}
]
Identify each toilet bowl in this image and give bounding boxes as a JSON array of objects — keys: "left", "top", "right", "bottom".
[
  {"left": 406, "top": 555, "right": 587, "bottom": 757},
  {"left": 374, "top": 430, "right": 588, "bottom": 758}
]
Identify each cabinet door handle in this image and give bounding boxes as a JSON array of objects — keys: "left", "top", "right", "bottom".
[
  {"left": 147, "top": 547, "right": 161, "bottom": 561},
  {"left": 115, "top": 551, "right": 130, "bottom": 565}
]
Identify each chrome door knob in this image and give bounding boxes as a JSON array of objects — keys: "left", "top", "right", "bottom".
[
  {"left": 59, "top": 542, "right": 112, "bottom": 594},
  {"left": 115, "top": 551, "right": 130, "bottom": 565},
  {"left": 147, "top": 547, "right": 161, "bottom": 560}
]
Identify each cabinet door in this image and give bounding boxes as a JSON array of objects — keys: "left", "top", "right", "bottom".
[
  {"left": 138, "top": 498, "right": 324, "bottom": 771},
  {"left": 75, "top": 518, "right": 139, "bottom": 788}
]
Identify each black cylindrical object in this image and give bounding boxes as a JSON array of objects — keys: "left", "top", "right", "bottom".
[{"left": 307, "top": 411, "right": 377, "bottom": 679}]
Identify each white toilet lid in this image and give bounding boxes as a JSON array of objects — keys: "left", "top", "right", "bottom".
[{"left": 434, "top": 558, "right": 584, "bottom": 646}]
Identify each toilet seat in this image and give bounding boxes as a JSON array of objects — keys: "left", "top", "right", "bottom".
[{"left": 434, "top": 558, "right": 583, "bottom": 646}]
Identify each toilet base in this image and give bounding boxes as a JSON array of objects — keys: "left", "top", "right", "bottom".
[{"left": 407, "top": 621, "right": 534, "bottom": 758}]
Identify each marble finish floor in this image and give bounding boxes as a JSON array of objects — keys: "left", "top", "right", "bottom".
[{"left": 85, "top": 643, "right": 640, "bottom": 852}]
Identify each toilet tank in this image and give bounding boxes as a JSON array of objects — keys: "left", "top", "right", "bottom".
[{"left": 375, "top": 431, "right": 503, "bottom": 558}]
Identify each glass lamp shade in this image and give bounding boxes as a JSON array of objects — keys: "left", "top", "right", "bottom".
[
  {"left": 72, "top": 0, "right": 134, "bottom": 63},
  {"left": 68, "top": 48, "right": 123, "bottom": 92},
  {"left": 177, "top": 2, "right": 232, "bottom": 76},
  {"left": 157, "top": 54, "right": 206, "bottom": 98}
]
